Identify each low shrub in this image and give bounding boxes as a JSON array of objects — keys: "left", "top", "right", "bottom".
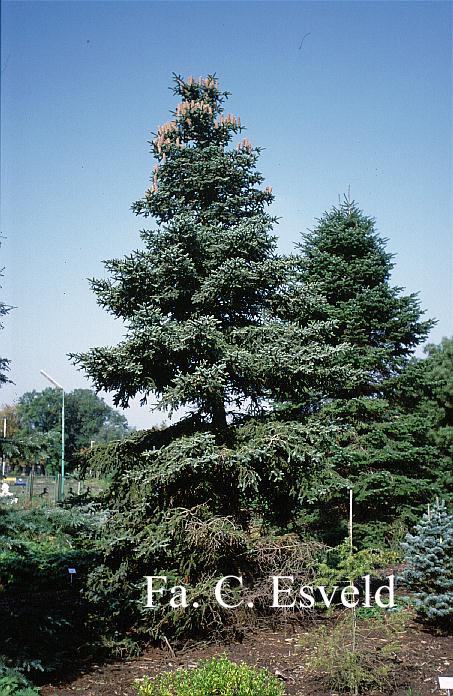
[
  {"left": 134, "top": 656, "right": 285, "bottom": 696},
  {"left": 400, "top": 501, "right": 453, "bottom": 627},
  {"left": 0, "top": 505, "right": 103, "bottom": 680},
  {"left": 299, "top": 612, "right": 403, "bottom": 694},
  {"left": 313, "top": 539, "right": 393, "bottom": 594},
  {"left": 0, "top": 678, "right": 40, "bottom": 695},
  {"left": 85, "top": 505, "right": 322, "bottom": 647},
  {"left": 0, "top": 667, "right": 40, "bottom": 695}
]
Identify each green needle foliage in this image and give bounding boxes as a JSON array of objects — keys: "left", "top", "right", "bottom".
[
  {"left": 295, "top": 199, "right": 434, "bottom": 396},
  {"left": 72, "top": 74, "right": 357, "bottom": 644},
  {"left": 300, "top": 612, "right": 403, "bottom": 695},
  {"left": 401, "top": 500, "right": 453, "bottom": 626},
  {"left": 391, "top": 338, "right": 453, "bottom": 502},
  {"left": 71, "top": 74, "right": 352, "bottom": 430},
  {"left": 0, "top": 506, "right": 103, "bottom": 678},
  {"left": 307, "top": 336, "right": 453, "bottom": 545},
  {"left": 291, "top": 200, "right": 441, "bottom": 544},
  {"left": 70, "top": 75, "right": 450, "bottom": 647}
]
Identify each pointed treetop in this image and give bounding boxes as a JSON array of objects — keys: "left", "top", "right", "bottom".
[
  {"left": 151, "top": 74, "right": 244, "bottom": 161},
  {"left": 133, "top": 74, "right": 272, "bottom": 224}
]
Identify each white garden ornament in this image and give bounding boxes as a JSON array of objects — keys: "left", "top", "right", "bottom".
[{"left": 0, "top": 481, "right": 18, "bottom": 503}]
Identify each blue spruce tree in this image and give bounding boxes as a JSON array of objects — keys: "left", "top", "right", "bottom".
[{"left": 401, "top": 501, "right": 453, "bottom": 626}]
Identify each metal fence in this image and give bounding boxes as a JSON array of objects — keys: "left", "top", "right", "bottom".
[{"left": 1, "top": 474, "right": 105, "bottom": 505}]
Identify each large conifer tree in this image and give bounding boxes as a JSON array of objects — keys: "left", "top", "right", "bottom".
[
  {"left": 296, "top": 198, "right": 434, "bottom": 396},
  {"left": 73, "top": 75, "right": 348, "bottom": 433},
  {"left": 72, "top": 77, "right": 358, "bottom": 642},
  {"left": 294, "top": 199, "right": 438, "bottom": 543}
]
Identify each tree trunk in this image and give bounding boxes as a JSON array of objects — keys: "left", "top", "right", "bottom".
[{"left": 211, "top": 400, "right": 227, "bottom": 431}]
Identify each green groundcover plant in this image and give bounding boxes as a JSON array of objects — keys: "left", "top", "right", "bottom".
[
  {"left": 0, "top": 677, "right": 40, "bottom": 696},
  {"left": 0, "top": 664, "right": 40, "bottom": 696},
  {"left": 135, "top": 656, "right": 285, "bottom": 696}
]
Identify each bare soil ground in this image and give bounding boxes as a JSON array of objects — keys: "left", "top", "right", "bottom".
[{"left": 41, "top": 619, "right": 452, "bottom": 696}]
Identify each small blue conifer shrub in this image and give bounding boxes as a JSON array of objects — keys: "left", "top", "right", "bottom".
[{"left": 401, "top": 501, "right": 453, "bottom": 625}]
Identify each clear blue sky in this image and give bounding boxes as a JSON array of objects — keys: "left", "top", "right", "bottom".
[{"left": 1, "top": 1, "right": 451, "bottom": 430}]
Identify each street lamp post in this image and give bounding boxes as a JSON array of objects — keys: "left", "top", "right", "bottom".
[
  {"left": 1, "top": 417, "right": 6, "bottom": 477},
  {"left": 40, "top": 370, "right": 65, "bottom": 500}
]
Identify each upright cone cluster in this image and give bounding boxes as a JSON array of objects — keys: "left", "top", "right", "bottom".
[
  {"left": 216, "top": 113, "right": 241, "bottom": 128},
  {"left": 237, "top": 137, "right": 252, "bottom": 151},
  {"left": 176, "top": 100, "right": 214, "bottom": 117},
  {"left": 154, "top": 120, "right": 178, "bottom": 155},
  {"left": 73, "top": 74, "right": 302, "bottom": 420},
  {"left": 138, "top": 75, "right": 268, "bottom": 218}
]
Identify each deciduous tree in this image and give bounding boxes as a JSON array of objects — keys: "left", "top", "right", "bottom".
[{"left": 15, "top": 388, "right": 130, "bottom": 470}]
